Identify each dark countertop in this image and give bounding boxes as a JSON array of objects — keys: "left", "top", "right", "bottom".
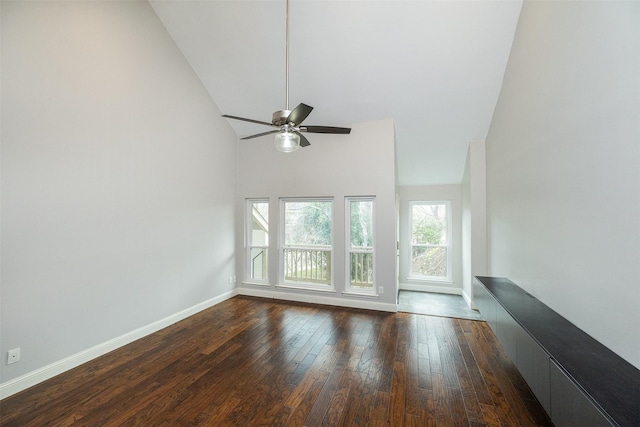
[{"left": 475, "top": 276, "right": 640, "bottom": 427}]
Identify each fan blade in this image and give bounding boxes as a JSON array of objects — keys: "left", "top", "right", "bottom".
[
  {"left": 286, "top": 103, "right": 313, "bottom": 126},
  {"left": 300, "top": 125, "right": 351, "bottom": 134},
  {"left": 241, "top": 130, "right": 280, "bottom": 140},
  {"left": 294, "top": 131, "right": 311, "bottom": 147},
  {"left": 222, "top": 115, "right": 274, "bottom": 127}
]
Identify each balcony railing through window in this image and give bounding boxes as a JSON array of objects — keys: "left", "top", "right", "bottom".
[
  {"left": 250, "top": 247, "right": 267, "bottom": 281},
  {"left": 350, "top": 249, "right": 373, "bottom": 289},
  {"left": 284, "top": 247, "right": 331, "bottom": 285}
]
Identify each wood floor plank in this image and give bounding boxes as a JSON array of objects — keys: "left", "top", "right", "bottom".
[
  {"left": 466, "top": 323, "right": 521, "bottom": 426},
  {"left": 446, "top": 320, "right": 485, "bottom": 424},
  {"left": 368, "top": 390, "right": 390, "bottom": 427},
  {"left": 404, "top": 334, "right": 423, "bottom": 417},
  {"left": 480, "top": 402, "right": 503, "bottom": 427},
  {"left": 320, "top": 369, "right": 353, "bottom": 426},
  {"left": 0, "top": 296, "right": 551, "bottom": 427},
  {"left": 336, "top": 371, "right": 369, "bottom": 425},
  {"left": 351, "top": 374, "right": 380, "bottom": 425},
  {"left": 477, "top": 322, "right": 551, "bottom": 427},
  {"left": 303, "top": 346, "right": 351, "bottom": 425},
  {"left": 388, "top": 360, "right": 406, "bottom": 426},
  {"left": 376, "top": 315, "right": 398, "bottom": 393}
]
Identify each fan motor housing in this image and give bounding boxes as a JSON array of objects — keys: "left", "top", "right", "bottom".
[{"left": 272, "top": 110, "right": 292, "bottom": 126}]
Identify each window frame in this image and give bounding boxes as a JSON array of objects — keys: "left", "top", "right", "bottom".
[
  {"left": 245, "top": 198, "right": 270, "bottom": 285},
  {"left": 408, "top": 200, "right": 452, "bottom": 282},
  {"left": 278, "top": 197, "right": 334, "bottom": 290},
  {"left": 345, "top": 196, "right": 376, "bottom": 295}
]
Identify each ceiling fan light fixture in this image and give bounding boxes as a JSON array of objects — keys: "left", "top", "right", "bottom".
[
  {"left": 220, "top": 0, "right": 351, "bottom": 150},
  {"left": 274, "top": 128, "right": 300, "bottom": 153}
]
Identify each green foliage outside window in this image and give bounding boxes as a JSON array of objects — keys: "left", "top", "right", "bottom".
[
  {"left": 411, "top": 203, "right": 448, "bottom": 278},
  {"left": 350, "top": 200, "right": 373, "bottom": 248},
  {"left": 285, "top": 201, "right": 332, "bottom": 246},
  {"left": 349, "top": 199, "right": 374, "bottom": 289}
]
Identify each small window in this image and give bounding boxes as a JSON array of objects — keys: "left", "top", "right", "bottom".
[
  {"left": 347, "top": 197, "right": 375, "bottom": 293},
  {"left": 281, "top": 199, "right": 333, "bottom": 287},
  {"left": 410, "top": 202, "right": 450, "bottom": 280},
  {"left": 246, "top": 199, "right": 269, "bottom": 283}
]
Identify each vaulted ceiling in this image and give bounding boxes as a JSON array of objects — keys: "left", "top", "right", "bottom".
[{"left": 150, "top": 0, "right": 522, "bottom": 186}]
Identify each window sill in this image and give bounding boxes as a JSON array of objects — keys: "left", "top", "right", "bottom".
[
  {"left": 241, "top": 281, "right": 270, "bottom": 287},
  {"left": 406, "top": 276, "right": 453, "bottom": 285},
  {"left": 341, "top": 291, "right": 379, "bottom": 299},
  {"left": 276, "top": 283, "right": 336, "bottom": 294}
]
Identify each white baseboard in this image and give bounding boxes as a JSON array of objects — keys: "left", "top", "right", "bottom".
[
  {"left": 461, "top": 289, "right": 478, "bottom": 310},
  {"left": 399, "top": 283, "right": 462, "bottom": 295},
  {"left": 0, "top": 289, "right": 238, "bottom": 400},
  {"left": 237, "top": 286, "right": 397, "bottom": 313}
]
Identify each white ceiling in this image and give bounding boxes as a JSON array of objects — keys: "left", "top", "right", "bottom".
[{"left": 150, "top": 0, "right": 522, "bottom": 185}]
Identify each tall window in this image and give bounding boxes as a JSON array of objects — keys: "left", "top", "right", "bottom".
[
  {"left": 247, "top": 199, "right": 269, "bottom": 283},
  {"left": 410, "top": 202, "right": 450, "bottom": 280},
  {"left": 281, "top": 199, "right": 332, "bottom": 287},
  {"left": 347, "top": 197, "right": 375, "bottom": 292}
]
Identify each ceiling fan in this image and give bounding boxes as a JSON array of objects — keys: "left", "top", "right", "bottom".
[{"left": 221, "top": 0, "right": 351, "bottom": 153}]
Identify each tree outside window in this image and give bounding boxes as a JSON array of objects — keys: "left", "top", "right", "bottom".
[
  {"left": 282, "top": 200, "right": 333, "bottom": 286},
  {"left": 410, "top": 202, "right": 450, "bottom": 279},
  {"left": 347, "top": 198, "right": 374, "bottom": 292}
]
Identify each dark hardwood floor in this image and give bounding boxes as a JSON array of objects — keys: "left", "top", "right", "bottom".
[{"left": 0, "top": 296, "right": 551, "bottom": 426}]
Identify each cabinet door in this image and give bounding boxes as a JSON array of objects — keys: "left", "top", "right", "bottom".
[
  {"left": 516, "top": 329, "right": 550, "bottom": 413},
  {"left": 495, "top": 303, "right": 518, "bottom": 362},
  {"left": 550, "top": 360, "right": 614, "bottom": 427},
  {"left": 473, "top": 279, "right": 496, "bottom": 330}
]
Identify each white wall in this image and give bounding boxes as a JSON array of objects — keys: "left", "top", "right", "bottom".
[
  {"left": 461, "top": 141, "right": 487, "bottom": 307},
  {"left": 485, "top": 0, "right": 640, "bottom": 368},
  {"left": 398, "top": 185, "right": 462, "bottom": 294},
  {"left": 1, "top": 0, "right": 238, "bottom": 391},
  {"left": 236, "top": 119, "right": 397, "bottom": 310}
]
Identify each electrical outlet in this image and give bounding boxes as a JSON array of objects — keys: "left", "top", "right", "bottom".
[
  {"left": 228, "top": 276, "right": 234, "bottom": 284},
  {"left": 378, "top": 286, "right": 384, "bottom": 294},
  {"left": 7, "top": 348, "right": 20, "bottom": 365}
]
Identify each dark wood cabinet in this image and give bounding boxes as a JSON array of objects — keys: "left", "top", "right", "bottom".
[
  {"left": 515, "top": 327, "right": 550, "bottom": 414},
  {"left": 550, "top": 360, "right": 612, "bottom": 427},
  {"left": 494, "top": 302, "right": 518, "bottom": 362},
  {"left": 473, "top": 277, "right": 639, "bottom": 427},
  {"left": 473, "top": 281, "right": 496, "bottom": 328},
  {"left": 474, "top": 278, "right": 551, "bottom": 415}
]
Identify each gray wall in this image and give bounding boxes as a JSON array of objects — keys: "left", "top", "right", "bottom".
[
  {"left": 461, "top": 141, "right": 487, "bottom": 307},
  {"left": 236, "top": 119, "right": 398, "bottom": 309},
  {"left": 1, "top": 0, "right": 238, "bottom": 386},
  {"left": 485, "top": 0, "right": 640, "bottom": 368}
]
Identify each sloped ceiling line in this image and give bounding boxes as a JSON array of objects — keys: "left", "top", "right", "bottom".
[{"left": 150, "top": 0, "right": 522, "bottom": 186}]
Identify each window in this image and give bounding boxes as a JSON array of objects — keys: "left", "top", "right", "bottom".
[
  {"left": 246, "top": 199, "right": 269, "bottom": 283},
  {"left": 410, "top": 202, "right": 450, "bottom": 280},
  {"left": 346, "top": 197, "right": 375, "bottom": 293},
  {"left": 281, "top": 199, "right": 333, "bottom": 287}
]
